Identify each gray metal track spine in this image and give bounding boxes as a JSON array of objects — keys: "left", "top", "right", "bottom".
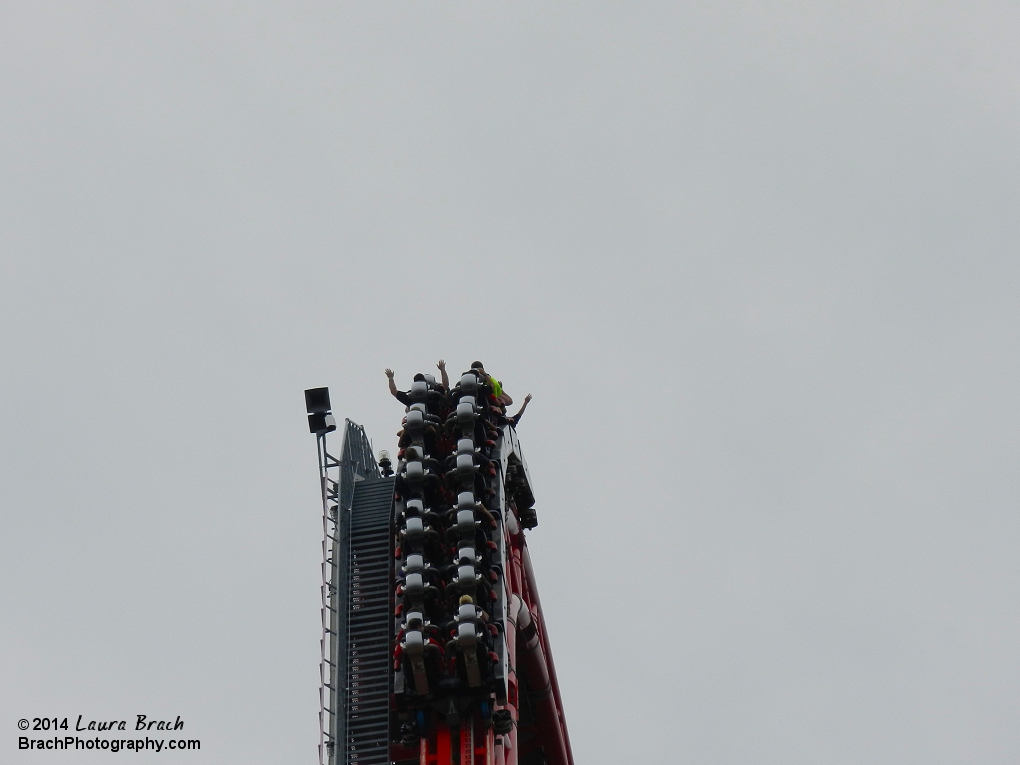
[
  {"left": 337, "top": 478, "right": 394, "bottom": 765},
  {"left": 317, "top": 420, "right": 391, "bottom": 765}
]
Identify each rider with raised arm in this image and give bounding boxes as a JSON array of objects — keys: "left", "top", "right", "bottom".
[
  {"left": 385, "top": 368, "right": 413, "bottom": 407},
  {"left": 508, "top": 394, "right": 533, "bottom": 427},
  {"left": 386, "top": 362, "right": 449, "bottom": 406}
]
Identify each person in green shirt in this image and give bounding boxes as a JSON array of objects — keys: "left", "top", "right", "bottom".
[{"left": 469, "top": 361, "right": 513, "bottom": 407}]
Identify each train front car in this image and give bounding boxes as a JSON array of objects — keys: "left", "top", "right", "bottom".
[
  {"left": 390, "top": 371, "right": 572, "bottom": 765},
  {"left": 308, "top": 371, "right": 572, "bottom": 765}
]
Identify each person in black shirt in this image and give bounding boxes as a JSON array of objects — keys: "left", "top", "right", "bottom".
[
  {"left": 508, "top": 394, "right": 532, "bottom": 427},
  {"left": 385, "top": 368, "right": 418, "bottom": 407},
  {"left": 387, "top": 363, "right": 451, "bottom": 409}
]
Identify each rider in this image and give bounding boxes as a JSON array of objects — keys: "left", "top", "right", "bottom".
[
  {"left": 469, "top": 361, "right": 513, "bottom": 408},
  {"left": 386, "top": 360, "right": 450, "bottom": 406},
  {"left": 508, "top": 394, "right": 533, "bottom": 427}
]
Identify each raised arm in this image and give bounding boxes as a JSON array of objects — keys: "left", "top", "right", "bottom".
[
  {"left": 385, "top": 369, "right": 399, "bottom": 398},
  {"left": 510, "top": 394, "right": 532, "bottom": 424},
  {"left": 518, "top": 393, "right": 532, "bottom": 416},
  {"left": 437, "top": 359, "right": 449, "bottom": 389}
]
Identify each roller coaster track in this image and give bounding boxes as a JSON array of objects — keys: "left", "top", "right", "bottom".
[{"left": 306, "top": 378, "right": 572, "bottom": 765}]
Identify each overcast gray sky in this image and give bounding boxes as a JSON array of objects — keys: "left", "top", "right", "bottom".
[{"left": 3, "top": 2, "right": 1019, "bottom": 763}]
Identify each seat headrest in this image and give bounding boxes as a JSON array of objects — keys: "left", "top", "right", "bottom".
[
  {"left": 404, "top": 573, "right": 424, "bottom": 595},
  {"left": 410, "top": 380, "right": 428, "bottom": 402}
]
